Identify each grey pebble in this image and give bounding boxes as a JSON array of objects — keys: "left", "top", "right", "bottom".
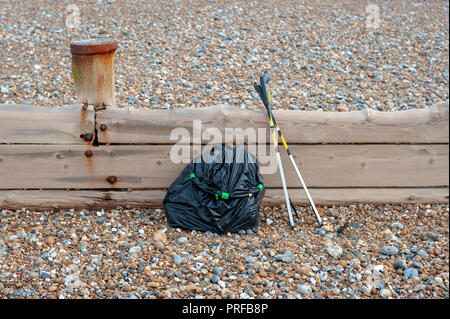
[
  {"left": 210, "top": 275, "right": 220, "bottom": 284},
  {"left": 417, "top": 249, "right": 429, "bottom": 258},
  {"left": 120, "top": 293, "right": 139, "bottom": 299},
  {"left": 173, "top": 255, "right": 183, "bottom": 266},
  {"left": 393, "top": 258, "right": 407, "bottom": 270},
  {"left": 297, "top": 284, "right": 312, "bottom": 295},
  {"left": 315, "top": 228, "right": 326, "bottom": 236},
  {"left": 78, "top": 241, "right": 88, "bottom": 251},
  {"left": 244, "top": 255, "right": 257, "bottom": 263},
  {"left": 213, "top": 267, "right": 222, "bottom": 276},
  {"left": 204, "top": 231, "right": 214, "bottom": 238},
  {"left": 421, "top": 231, "right": 439, "bottom": 241},
  {"left": 183, "top": 81, "right": 195, "bottom": 89},
  {"left": 177, "top": 236, "right": 188, "bottom": 244},
  {"left": 403, "top": 268, "right": 420, "bottom": 280},
  {"left": 379, "top": 246, "right": 399, "bottom": 256},
  {"left": 319, "top": 272, "right": 328, "bottom": 282},
  {"left": 40, "top": 271, "right": 51, "bottom": 279},
  {"left": 91, "top": 258, "right": 101, "bottom": 265},
  {"left": 128, "top": 246, "right": 142, "bottom": 254},
  {"left": 11, "top": 287, "right": 36, "bottom": 298},
  {"left": 274, "top": 251, "right": 295, "bottom": 263},
  {"left": 128, "top": 97, "right": 139, "bottom": 104},
  {"left": 391, "top": 222, "right": 404, "bottom": 230},
  {"left": 195, "top": 262, "right": 204, "bottom": 271}
]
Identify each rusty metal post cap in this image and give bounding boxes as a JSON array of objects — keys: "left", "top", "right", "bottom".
[{"left": 70, "top": 39, "right": 118, "bottom": 55}]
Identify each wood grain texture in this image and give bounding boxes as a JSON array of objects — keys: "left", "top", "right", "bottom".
[
  {"left": 0, "top": 188, "right": 447, "bottom": 210},
  {"left": 96, "top": 101, "right": 449, "bottom": 144},
  {"left": 72, "top": 51, "right": 117, "bottom": 107},
  {"left": 0, "top": 144, "right": 447, "bottom": 189},
  {"left": 0, "top": 104, "right": 95, "bottom": 144},
  {"left": 262, "top": 188, "right": 449, "bottom": 206}
]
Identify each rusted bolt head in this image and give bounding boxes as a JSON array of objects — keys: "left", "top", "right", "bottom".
[
  {"left": 94, "top": 105, "right": 107, "bottom": 111},
  {"left": 84, "top": 150, "right": 93, "bottom": 158},
  {"left": 107, "top": 176, "right": 117, "bottom": 184},
  {"left": 100, "top": 124, "right": 107, "bottom": 131},
  {"left": 81, "top": 133, "right": 93, "bottom": 142}
]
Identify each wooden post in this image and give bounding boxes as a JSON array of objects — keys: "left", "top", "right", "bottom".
[{"left": 70, "top": 39, "right": 118, "bottom": 107}]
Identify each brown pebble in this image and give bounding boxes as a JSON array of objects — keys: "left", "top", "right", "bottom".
[
  {"left": 336, "top": 105, "right": 349, "bottom": 112},
  {"left": 149, "top": 282, "right": 159, "bottom": 288},
  {"left": 384, "top": 261, "right": 394, "bottom": 270},
  {"left": 185, "top": 284, "right": 197, "bottom": 293},
  {"left": 298, "top": 266, "right": 312, "bottom": 276},
  {"left": 144, "top": 266, "right": 152, "bottom": 277},
  {"left": 47, "top": 236, "right": 55, "bottom": 245},
  {"left": 106, "top": 281, "right": 115, "bottom": 289},
  {"left": 122, "top": 285, "right": 132, "bottom": 292},
  {"left": 253, "top": 287, "right": 263, "bottom": 295},
  {"left": 157, "top": 291, "right": 169, "bottom": 299},
  {"left": 154, "top": 241, "right": 165, "bottom": 250},
  {"left": 153, "top": 230, "right": 167, "bottom": 243}
]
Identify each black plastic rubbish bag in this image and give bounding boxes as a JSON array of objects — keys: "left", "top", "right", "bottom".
[{"left": 163, "top": 144, "right": 265, "bottom": 234}]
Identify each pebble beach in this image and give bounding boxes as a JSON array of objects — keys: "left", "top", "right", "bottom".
[
  {"left": 0, "top": 0, "right": 449, "bottom": 300},
  {"left": 0, "top": 204, "right": 448, "bottom": 299},
  {"left": 0, "top": 0, "right": 448, "bottom": 110}
]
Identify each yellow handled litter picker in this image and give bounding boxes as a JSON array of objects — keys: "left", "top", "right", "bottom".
[{"left": 254, "top": 71, "right": 323, "bottom": 228}]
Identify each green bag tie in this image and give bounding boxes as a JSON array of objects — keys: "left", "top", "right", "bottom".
[
  {"left": 206, "top": 184, "right": 262, "bottom": 200},
  {"left": 190, "top": 173, "right": 196, "bottom": 179},
  {"left": 215, "top": 193, "right": 229, "bottom": 200}
]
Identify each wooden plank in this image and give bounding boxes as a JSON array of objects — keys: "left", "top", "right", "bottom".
[
  {"left": 0, "top": 188, "right": 447, "bottom": 210},
  {"left": 96, "top": 101, "right": 449, "bottom": 144},
  {"left": 263, "top": 188, "right": 449, "bottom": 206},
  {"left": 0, "top": 144, "right": 447, "bottom": 189},
  {"left": 0, "top": 104, "right": 95, "bottom": 144}
]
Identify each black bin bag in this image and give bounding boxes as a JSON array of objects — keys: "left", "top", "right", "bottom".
[{"left": 163, "top": 144, "right": 265, "bottom": 234}]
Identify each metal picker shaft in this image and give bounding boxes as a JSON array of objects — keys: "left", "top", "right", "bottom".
[
  {"left": 254, "top": 83, "right": 296, "bottom": 229},
  {"left": 255, "top": 71, "right": 323, "bottom": 226},
  {"left": 288, "top": 153, "right": 323, "bottom": 226}
]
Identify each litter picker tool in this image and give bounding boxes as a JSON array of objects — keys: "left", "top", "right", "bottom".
[{"left": 254, "top": 71, "right": 323, "bottom": 227}]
